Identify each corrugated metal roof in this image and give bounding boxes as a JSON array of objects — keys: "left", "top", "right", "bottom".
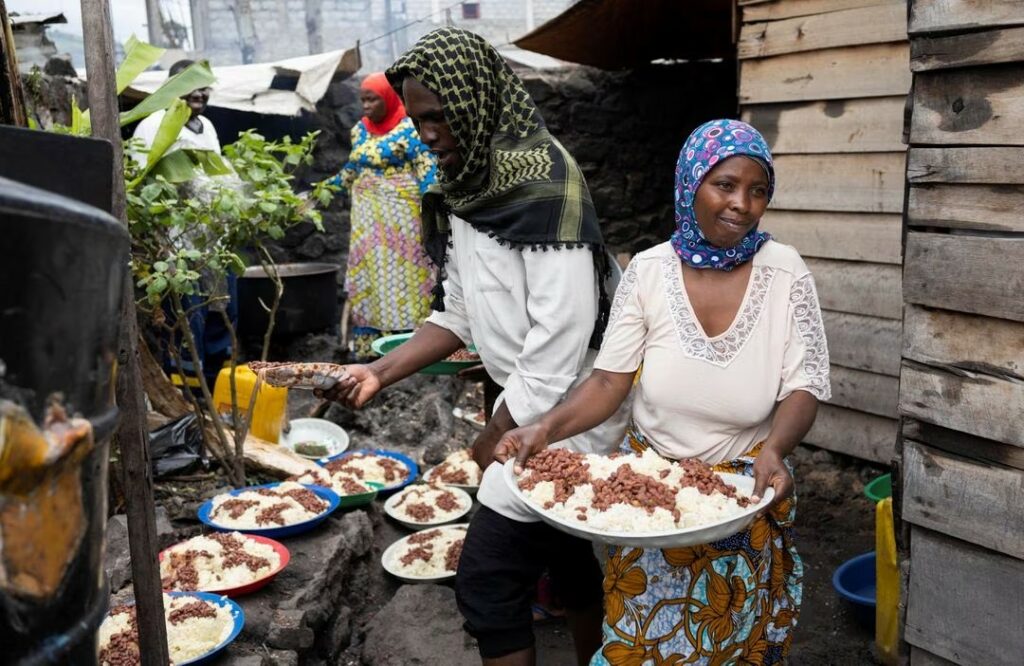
[{"left": 514, "top": 0, "right": 735, "bottom": 70}]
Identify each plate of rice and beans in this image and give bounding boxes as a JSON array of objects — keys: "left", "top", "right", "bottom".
[
  {"left": 505, "top": 448, "right": 773, "bottom": 548},
  {"left": 381, "top": 525, "right": 468, "bottom": 583},
  {"left": 159, "top": 532, "right": 290, "bottom": 597},
  {"left": 422, "top": 449, "right": 483, "bottom": 494},
  {"left": 287, "top": 467, "right": 383, "bottom": 508},
  {"left": 383, "top": 483, "right": 473, "bottom": 529},
  {"left": 318, "top": 449, "right": 418, "bottom": 492},
  {"left": 98, "top": 591, "right": 243, "bottom": 666},
  {"left": 198, "top": 482, "right": 340, "bottom": 538}
]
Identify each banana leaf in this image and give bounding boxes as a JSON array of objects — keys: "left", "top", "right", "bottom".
[
  {"left": 78, "top": 35, "right": 170, "bottom": 134},
  {"left": 148, "top": 149, "right": 232, "bottom": 184},
  {"left": 119, "top": 61, "right": 217, "bottom": 127},
  {"left": 190, "top": 150, "right": 232, "bottom": 176},
  {"left": 128, "top": 98, "right": 191, "bottom": 186},
  {"left": 116, "top": 35, "right": 166, "bottom": 95},
  {"left": 71, "top": 94, "right": 88, "bottom": 135}
]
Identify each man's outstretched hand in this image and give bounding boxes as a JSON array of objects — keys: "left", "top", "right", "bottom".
[{"left": 314, "top": 364, "right": 382, "bottom": 409}]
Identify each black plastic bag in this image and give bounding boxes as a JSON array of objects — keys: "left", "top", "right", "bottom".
[{"left": 149, "top": 413, "right": 205, "bottom": 478}]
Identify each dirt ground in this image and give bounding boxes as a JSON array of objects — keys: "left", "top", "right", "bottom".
[
  {"left": 147, "top": 365, "right": 887, "bottom": 665},
  {"left": 785, "top": 446, "right": 883, "bottom": 665}
]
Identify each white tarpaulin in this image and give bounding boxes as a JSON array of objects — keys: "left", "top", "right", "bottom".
[
  {"left": 125, "top": 47, "right": 361, "bottom": 117},
  {"left": 10, "top": 12, "right": 67, "bottom": 26}
]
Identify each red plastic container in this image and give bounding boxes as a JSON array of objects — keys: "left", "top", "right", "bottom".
[{"left": 159, "top": 534, "right": 290, "bottom": 598}]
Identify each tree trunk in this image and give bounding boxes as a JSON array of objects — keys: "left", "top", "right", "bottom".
[
  {"left": 139, "top": 335, "right": 192, "bottom": 418},
  {"left": 0, "top": 0, "right": 29, "bottom": 127}
]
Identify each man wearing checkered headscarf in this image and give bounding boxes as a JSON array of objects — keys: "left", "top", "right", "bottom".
[
  {"left": 386, "top": 27, "right": 605, "bottom": 254},
  {"left": 373, "top": 28, "right": 626, "bottom": 665}
]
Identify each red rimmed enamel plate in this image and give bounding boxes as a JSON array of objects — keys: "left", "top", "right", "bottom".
[{"left": 159, "top": 534, "right": 291, "bottom": 598}]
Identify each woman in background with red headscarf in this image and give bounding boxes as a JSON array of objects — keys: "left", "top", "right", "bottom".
[{"left": 329, "top": 72, "right": 437, "bottom": 359}]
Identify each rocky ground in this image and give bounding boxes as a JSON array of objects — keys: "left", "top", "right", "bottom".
[{"left": 114, "top": 338, "right": 886, "bottom": 665}]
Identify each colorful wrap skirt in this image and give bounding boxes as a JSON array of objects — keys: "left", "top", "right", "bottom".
[
  {"left": 591, "top": 428, "right": 803, "bottom": 666},
  {"left": 346, "top": 171, "right": 434, "bottom": 358}
]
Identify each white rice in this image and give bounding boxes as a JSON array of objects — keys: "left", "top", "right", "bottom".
[
  {"left": 423, "top": 449, "right": 482, "bottom": 486},
  {"left": 389, "top": 484, "right": 470, "bottom": 524},
  {"left": 518, "top": 449, "right": 749, "bottom": 533},
  {"left": 97, "top": 611, "right": 135, "bottom": 660},
  {"left": 292, "top": 468, "right": 372, "bottom": 496},
  {"left": 165, "top": 595, "right": 234, "bottom": 663},
  {"left": 209, "top": 481, "right": 326, "bottom": 529},
  {"left": 386, "top": 526, "right": 467, "bottom": 578},
  {"left": 330, "top": 454, "right": 409, "bottom": 488},
  {"left": 97, "top": 594, "right": 233, "bottom": 666},
  {"left": 160, "top": 532, "right": 280, "bottom": 590}
]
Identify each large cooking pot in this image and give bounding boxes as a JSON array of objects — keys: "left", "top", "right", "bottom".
[
  {"left": 0, "top": 176, "right": 128, "bottom": 664},
  {"left": 237, "top": 262, "right": 340, "bottom": 340}
]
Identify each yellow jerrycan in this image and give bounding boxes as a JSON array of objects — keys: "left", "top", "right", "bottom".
[
  {"left": 875, "top": 496, "right": 899, "bottom": 665},
  {"left": 212, "top": 364, "right": 288, "bottom": 443}
]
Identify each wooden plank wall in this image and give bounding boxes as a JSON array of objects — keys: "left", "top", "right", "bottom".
[
  {"left": 738, "top": 0, "right": 908, "bottom": 462},
  {"left": 901, "top": 3, "right": 1024, "bottom": 664}
]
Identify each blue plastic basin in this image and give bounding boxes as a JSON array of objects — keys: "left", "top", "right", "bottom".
[{"left": 832, "top": 551, "right": 876, "bottom": 628}]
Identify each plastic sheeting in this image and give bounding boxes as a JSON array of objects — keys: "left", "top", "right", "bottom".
[{"left": 125, "top": 47, "right": 361, "bottom": 117}]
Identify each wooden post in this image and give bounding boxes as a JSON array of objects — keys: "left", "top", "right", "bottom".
[
  {"left": 80, "top": 1, "right": 171, "bottom": 663},
  {"left": 0, "top": 0, "right": 28, "bottom": 126}
]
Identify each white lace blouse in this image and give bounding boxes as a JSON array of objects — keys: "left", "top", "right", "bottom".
[{"left": 594, "top": 240, "right": 831, "bottom": 464}]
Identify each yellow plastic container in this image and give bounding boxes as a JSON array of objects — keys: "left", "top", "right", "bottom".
[
  {"left": 875, "top": 496, "right": 899, "bottom": 665},
  {"left": 212, "top": 365, "right": 288, "bottom": 443}
]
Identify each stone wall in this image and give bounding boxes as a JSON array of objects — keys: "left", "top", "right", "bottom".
[
  {"left": 22, "top": 56, "right": 86, "bottom": 129},
  {"left": 195, "top": 0, "right": 572, "bottom": 71},
  {"left": 520, "top": 62, "right": 738, "bottom": 254}
]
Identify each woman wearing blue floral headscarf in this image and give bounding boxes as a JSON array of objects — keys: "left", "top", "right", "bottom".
[{"left": 495, "top": 119, "right": 831, "bottom": 664}]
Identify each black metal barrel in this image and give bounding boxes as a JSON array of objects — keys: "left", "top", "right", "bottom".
[
  {"left": 237, "top": 262, "right": 340, "bottom": 340},
  {"left": 0, "top": 176, "right": 128, "bottom": 664}
]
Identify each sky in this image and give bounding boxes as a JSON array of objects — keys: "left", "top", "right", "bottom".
[{"left": 8, "top": 0, "right": 174, "bottom": 45}]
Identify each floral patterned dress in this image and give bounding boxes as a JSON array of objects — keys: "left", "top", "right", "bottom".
[
  {"left": 593, "top": 431, "right": 802, "bottom": 666},
  {"left": 331, "top": 117, "right": 437, "bottom": 359},
  {"left": 589, "top": 240, "right": 831, "bottom": 665}
]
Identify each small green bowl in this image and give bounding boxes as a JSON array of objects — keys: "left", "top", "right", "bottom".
[
  {"left": 338, "top": 481, "right": 384, "bottom": 509},
  {"left": 864, "top": 473, "right": 892, "bottom": 503},
  {"left": 371, "top": 332, "right": 479, "bottom": 376}
]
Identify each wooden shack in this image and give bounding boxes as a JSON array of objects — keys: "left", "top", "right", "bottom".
[
  {"left": 738, "top": 0, "right": 910, "bottom": 463},
  {"left": 899, "top": 2, "right": 1024, "bottom": 664}
]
